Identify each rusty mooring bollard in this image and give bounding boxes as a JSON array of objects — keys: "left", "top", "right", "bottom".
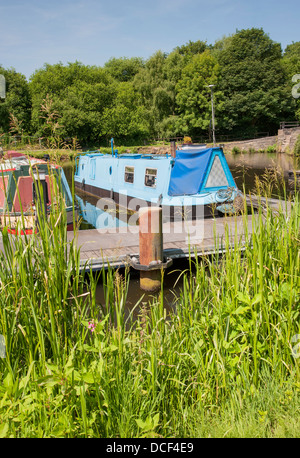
[
  {"left": 130, "top": 206, "right": 173, "bottom": 292},
  {"left": 139, "top": 206, "right": 163, "bottom": 292}
]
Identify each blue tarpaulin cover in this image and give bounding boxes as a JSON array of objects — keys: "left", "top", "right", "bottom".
[{"left": 168, "top": 148, "right": 213, "bottom": 196}]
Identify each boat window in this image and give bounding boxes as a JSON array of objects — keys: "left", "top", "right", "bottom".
[
  {"left": 89, "top": 159, "right": 96, "bottom": 180},
  {"left": 32, "top": 179, "right": 49, "bottom": 208},
  {"left": 145, "top": 168, "right": 157, "bottom": 188},
  {"left": 124, "top": 166, "right": 134, "bottom": 183}
]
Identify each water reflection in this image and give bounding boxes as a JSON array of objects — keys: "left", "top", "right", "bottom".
[
  {"left": 94, "top": 258, "right": 192, "bottom": 321},
  {"left": 75, "top": 192, "right": 128, "bottom": 230},
  {"left": 226, "top": 152, "right": 299, "bottom": 193}
]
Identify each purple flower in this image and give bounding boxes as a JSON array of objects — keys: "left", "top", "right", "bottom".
[{"left": 88, "top": 320, "right": 96, "bottom": 333}]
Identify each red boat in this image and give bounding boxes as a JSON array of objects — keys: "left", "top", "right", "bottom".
[{"left": 0, "top": 151, "right": 76, "bottom": 234}]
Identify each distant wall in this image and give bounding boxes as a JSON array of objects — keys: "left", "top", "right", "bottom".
[
  {"left": 277, "top": 127, "right": 300, "bottom": 153},
  {"left": 222, "top": 127, "right": 300, "bottom": 154},
  {"left": 137, "top": 146, "right": 170, "bottom": 155},
  {"left": 135, "top": 127, "right": 300, "bottom": 155},
  {"left": 222, "top": 136, "right": 278, "bottom": 153}
]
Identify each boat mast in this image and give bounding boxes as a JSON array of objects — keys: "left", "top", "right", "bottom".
[{"left": 207, "top": 84, "right": 216, "bottom": 147}]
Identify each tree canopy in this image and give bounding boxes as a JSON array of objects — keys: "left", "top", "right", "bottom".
[
  {"left": 0, "top": 28, "right": 299, "bottom": 146},
  {"left": 216, "top": 28, "right": 294, "bottom": 136},
  {"left": 0, "top": 66, "right": 31, "bottom": 134}
]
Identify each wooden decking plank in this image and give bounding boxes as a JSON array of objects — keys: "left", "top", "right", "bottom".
[{"left": 66, "top": 214, "right": 257, "bottom": 270}]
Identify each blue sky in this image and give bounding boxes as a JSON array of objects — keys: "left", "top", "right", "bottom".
[{"left": 1, "top": 0, "right": 299, "bottom": 80}]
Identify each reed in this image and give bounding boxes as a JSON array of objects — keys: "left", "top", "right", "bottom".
[{"left": 0, "top": 174, "right": 299, "bottom": 437}]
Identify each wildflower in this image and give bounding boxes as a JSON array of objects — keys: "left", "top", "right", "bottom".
[{"left": 88, "top": 320, "right": 96, "bottom": 333}]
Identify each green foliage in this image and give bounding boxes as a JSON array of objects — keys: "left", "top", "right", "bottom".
[
  {"left": 101, "top": 81, "right": 149, "bottom": 142},
  {"left": 175, "top": 39, "right": 207, "bottom": 57},
  {"left": 281, "top": 42, "right": 300, "bottom": 120},
  {"left": 29, "top": 61, "right": 117, "bottom": 144},
  {"left": 231, "top": 146, "right": 241, "bottom": 154},
  {"left": 104, "top": 57, "right": 144, "bottom": 82},
  {"left": 282, "top": 41, "right": 300, "bottom": 78},
  {"left": 216, "top": 28, "right": 293, "bottom": 137},
  {"left": 175, "top": 50, "right": 222, "bottom": 136},
  {"left": 293, "top": 134, "right": 300, "bottom": 156},
  {"left": 1, "top": 28, "right": 300, "bottom": 145},
  {"left": 0, "top": 187, "right": 299, "bottom": 437},
  {"left": 266, "top": 144, "right": 277, "bottom": 153},
  {"left": 0, "top": 67, "right": 31, "bottom": 134},
  {"left": 132, "top": 50, "right": 183, "bottom": 138}
]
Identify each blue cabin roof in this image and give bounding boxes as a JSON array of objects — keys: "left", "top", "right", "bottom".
[
  {"left": 168, "top": 147, "right": 234, "bottom": 195},
  {"left": 168, "top": 148, "right": 212, "bottom": 196}
]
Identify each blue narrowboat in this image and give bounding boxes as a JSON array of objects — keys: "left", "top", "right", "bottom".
[{"left": 74, "top": 143, "right": 243, "bottom": 219}]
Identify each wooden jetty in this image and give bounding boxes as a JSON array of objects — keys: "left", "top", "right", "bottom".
[
  {"left": 68, "top": 213, "right": 251, "bottom": 273},
  {"left": 68, "top": 196, "right": 291, "bottom": 275}
]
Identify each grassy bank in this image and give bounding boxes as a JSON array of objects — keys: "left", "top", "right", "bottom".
[
  {"left": 3, "top": 141, "right": 172, "bottom": 164},
  {"left": 0, "top": 182, "right": 299, "bottom": 437}
]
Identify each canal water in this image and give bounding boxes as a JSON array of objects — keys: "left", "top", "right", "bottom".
[{"left": 63, "top": 152, "right": 299, "bottom": 310}]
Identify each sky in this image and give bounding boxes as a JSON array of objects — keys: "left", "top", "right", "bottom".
[{"left": 1, "top": 0, "right": 299, "bottom": 80}]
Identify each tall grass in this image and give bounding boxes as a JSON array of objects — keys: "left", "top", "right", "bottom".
[{"left": 0, "top": 174, "right": 299, "bottom": 437}]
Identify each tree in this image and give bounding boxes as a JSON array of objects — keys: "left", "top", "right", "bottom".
[
  {"left": 133, "top": 50, "right": 186, "bottom": 138},
  {"left": 283, "top": 42, "right": 300, "bottom": 75},
  {"left": 0, "top": 66, "right": 31, "bottom": 134},
  {"left": 175, "top": 40, "right": 207, "bottom": 57},
  {"left": 29, "top": 62, "right": 117, "bottom": 144},
  {"left": 216, "top": 28, "right": 293, "bottom": 137},
  {"left": 100, "top": 81, "right": 148, "bottom": 144},
  {"left": 104, "top": 57, "right": 144, "bottom": 82},
  {"left": 282, "top": 42, "right": 300, "bottom": 121},
  {"left": 175, "top": 50, "right": 222, "bottom": 137}
]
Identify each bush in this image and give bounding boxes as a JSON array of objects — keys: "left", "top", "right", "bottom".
[
  {"left": 266, "top": 144, "right": 277, "bottom": 153},
  {"left": 231, "top": 146, "right": 241, "bottom": 154}
]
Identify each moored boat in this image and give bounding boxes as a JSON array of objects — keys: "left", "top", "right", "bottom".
[
  {"left": 74, "top": 143, "right": 244, "bottom": 220},
  {"left": 0, "top": 151, "right": 76, "bottom": 234}
]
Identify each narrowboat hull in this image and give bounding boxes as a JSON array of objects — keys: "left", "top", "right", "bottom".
[
  {"left": 0, "top": 207, "right": 75, "bottom": 234},
  {"left": 75, "top": 180, "right": 225, "bottom": 219}
]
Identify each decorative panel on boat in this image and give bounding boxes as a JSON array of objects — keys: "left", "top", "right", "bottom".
[{"left": 204, "top": 155, "right": 228, "bottom": 188}]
